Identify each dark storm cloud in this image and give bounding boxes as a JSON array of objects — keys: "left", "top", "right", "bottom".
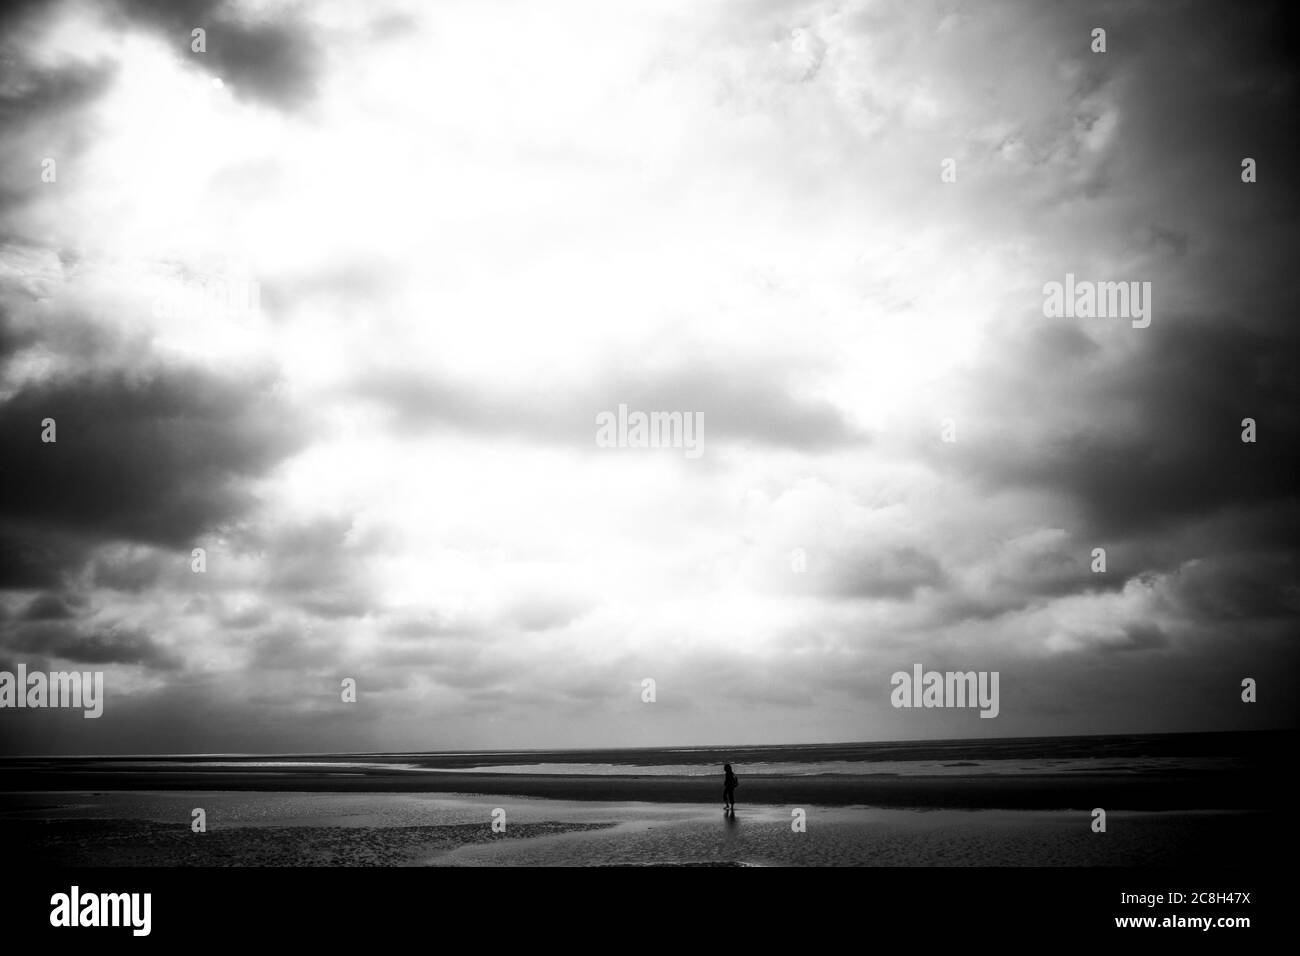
[
  {"left": 20, "top": 592, "right": 78, "bottom": 620},
  {"left": 0, "top": 46, "right": 116, "bottom": 219},
  {"left": 0, "top": 296, "right": 146, "bottom": 375},
  {"left": 0, "top": 531, "right": 82, "bottom": 590},
  {"left": 89, "top": 547, "right": 170, "bottom": 593},
  {"left": 932, "top": 315, "right": 1298, "bottom": 540},
  {"left": 1110, "top": 622, "right": 1170, "bottom": 653},
  {"left": 0, "top": 303, "right": 40, "bottom": 359},
  {"left": 901, "top": 302, "right": 1298, "bottom": 644},
  {"left": 353, "top": 358, "right": 865, "bottom": 452},
  {"left": 0, "top": 58, "right": 115, "bottom": 127},
  {"left": 114, "top": 0, "right": 320, "bottom": 110},
  {"left": 2, "top": 620, "right": 179, "bottom": 668},
  {"left": 1161, "top": 552, "right": 1300, "bottom": 626},
  {"left": 0, "top": 363, "right": 304, "bottom": 555},
  {"left": 0, "top": 297, "right": 306, "bottom": 608},
  {"left": 885, "top": 0, "right": 1300, "bottom": 652},
  {"left": 0, "top": 672, "right": 385, "bottom": 755},
  {"left": 0, "top": 0, "right": 46, "bottom": 32}
]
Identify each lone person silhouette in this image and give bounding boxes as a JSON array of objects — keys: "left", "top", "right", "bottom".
[{"left": 723, "top": 763, "right": 739, "bottom": 815}]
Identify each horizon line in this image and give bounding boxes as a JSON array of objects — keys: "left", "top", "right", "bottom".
[{"left": 1, "top": 726, "right": 1289, "bottom": 761}]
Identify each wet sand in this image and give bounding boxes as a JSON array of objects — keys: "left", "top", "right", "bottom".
[
  {"left": 5, "top": 736, "right": 1284, "bottom": 866},
  {"left": 1, "top": 790, "right": 1280, "bottom": 867}
]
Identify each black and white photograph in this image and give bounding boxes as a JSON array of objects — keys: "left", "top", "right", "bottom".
[{"left": 1, "top": 0, "right": 1295, "bottom": 941}]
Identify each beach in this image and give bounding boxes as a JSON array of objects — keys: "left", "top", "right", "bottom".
[
  {"left": 4, "top": 734, "right": 1286, "bottom": 866},
  {"left": 1, "top": 790, "right": 1275, "bottom": 867}
]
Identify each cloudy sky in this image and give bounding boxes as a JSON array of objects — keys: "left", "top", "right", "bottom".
[{"left": 1, "top": 0, "right": 1296, "bottom": 754}]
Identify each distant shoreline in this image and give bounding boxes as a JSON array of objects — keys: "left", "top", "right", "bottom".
[{"left": 2, "top": 728, "right": 1288, "bottom": 766}]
